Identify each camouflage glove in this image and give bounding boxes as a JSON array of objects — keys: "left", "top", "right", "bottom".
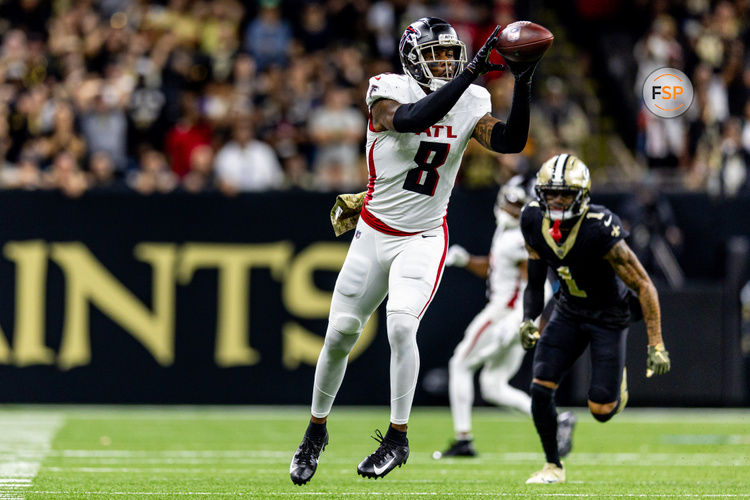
[
  {"left": 519, "top": 320, "right": 540, "bottom": 350},
  {"left": 646, "top": 342, "right": 671, "bottom": 378},
  {"left": 330, "top": 191, "right": 366, "bottom": 237},
  {"left": 466, "top": 26, "right": 506, "bottom": 77}
]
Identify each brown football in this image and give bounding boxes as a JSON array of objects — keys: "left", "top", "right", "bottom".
[{"left": 495, "top": 21, "right": 554, "bottom": 63}]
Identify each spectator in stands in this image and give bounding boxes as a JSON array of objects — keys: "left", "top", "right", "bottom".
[
  {"left": 39, "top": 101, "right": 87, "bottom": 166},
  {"left": 243, "top": 0, "right": 292, "bottom": 72},
  {"left": 743, "top": 100, "right": 750, "bottom": 154},
  {"left": 637, "top": 106, "right": 688, "bottom": 170},
  {"left": 308, "top": 87, "right": 365, "bottom": 191},
  {"left": 43, "top": 151, "right": 88, "bottom": 198},
  {"left": 79, "top": 80, "right": 129, "bottom": 171},
  {"left": 366, "top": 1, "right": 397, "bottom": 59},
  {"left": 297, "top": 2, "right": 332, "bottom": 54},
  {"left": 183, "top": 144, "right": 216, "bottom": 193},
  {"left": 128, "top": 148, "right": 177, "bottom": 195},
  {"left": 165, "top": 91, "right": 212, "bottom": 179},
  {"left": 531, "top": 76, "right": 590, "bottom": 153},
  {"left": 633, "top": 15, "right": 683, "bottom": 97},
  {"left": 709, "top": 117, "right": 750, "bottom": 198},
  {"left": 214, "top": 115, "right": 284, "bottom": 194},
  {"left": 283, "top": 153, "right": 314, "bottom": 190},
  {"left": 88, "top": 150, "right": 124, "bottom": 191},
  {"left": 0, "top": 154, "right": 43, "bottom": 190}
]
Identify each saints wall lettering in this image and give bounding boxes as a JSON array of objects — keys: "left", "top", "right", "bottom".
[{"left": 0, "top": 241, "right": 376, "bottom": 370}]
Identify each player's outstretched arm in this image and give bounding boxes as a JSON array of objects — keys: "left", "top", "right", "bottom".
[
  {"left": 519, "top": 245, "right": 546, "bottom": 350},
  {"left": 472, "top": 27, "right": 553, "bottom": 153},
  {"left": 372, "top": 27, "right": 505, "bottom": 133},
  {"left": 470, "top": 69, "right": 533, "bottom": 153},
  {"left": 605, "top": 240, "right": 671, "bottom": 376},
  {"left": 522, "top": 247, "right": 547, "bottom": 322}
]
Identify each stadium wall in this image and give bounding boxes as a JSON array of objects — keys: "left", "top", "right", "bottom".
[{"left": 0, "top": 189, "right": 746, "bottom": 406}]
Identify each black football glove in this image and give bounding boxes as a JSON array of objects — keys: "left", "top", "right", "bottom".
[
  {"left": 505, "top": 58, "right": 540, "bottom": 84},
  {"left": 466, "top": 26, "right": 506, "bottom": 77}
]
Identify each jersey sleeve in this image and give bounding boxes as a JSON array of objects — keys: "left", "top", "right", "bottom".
[
  {"left": 366, "top": 74, "right": 409, "bottom": 109},
  {"left": 520, "top": 202, "right": 540, "bottom": 249},
  {"left": 471, "top": 85, "right": 492, "bottom": 117},
  {"left": 466, "top": 84, "right": 492, "bottom": 128},
  {"left": 590, "top": 208, "right": 630, "bottom": 258}
]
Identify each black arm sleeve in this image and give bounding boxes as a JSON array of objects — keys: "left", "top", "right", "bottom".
[
  {"left": 523, "top": 257, "right": 547, "bottom": 321},
  {"left": 489, "top": 80, "right": 531, "bottom": 153},
  {"left": 392, "top": 70, "right": 476, "bottom": 133}
]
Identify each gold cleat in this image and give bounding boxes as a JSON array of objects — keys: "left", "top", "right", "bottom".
[{"left": 525, "top": 462, "right": 565, "bottom": 484}]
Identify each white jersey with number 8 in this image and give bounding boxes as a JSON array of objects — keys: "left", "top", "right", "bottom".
[{"left": 363, "top": 73, "right": 491, "bottom": 234}]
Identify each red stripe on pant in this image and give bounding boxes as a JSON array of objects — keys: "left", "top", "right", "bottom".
[
  {"left": 418, "top": 217, "right": 449, "bottom": 319},
  {"left": 462, "top": 319, "right": 494, "bottom": 360}
]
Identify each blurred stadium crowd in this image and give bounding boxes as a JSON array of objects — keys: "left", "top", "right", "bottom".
[{"left": 0, "top": 0, "right": 747, "bottom": 197}]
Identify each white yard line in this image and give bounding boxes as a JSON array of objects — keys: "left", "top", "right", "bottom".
[
  {"left": 23, "top": 491, "right": 750, "bottom": 497},
  {"left": 39, "top": 449, "right": 750, "bottom": 467},
  {"left": 0, "top": 414, "right": 63, "bottom": 500}
]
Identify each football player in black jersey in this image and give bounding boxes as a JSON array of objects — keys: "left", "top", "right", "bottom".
[{"left": 518, "top": 154, "right": 671, "bottom": 484}]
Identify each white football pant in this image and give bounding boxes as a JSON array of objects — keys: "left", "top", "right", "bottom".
[
  {"left": 449, "top": 303, "right": 531, "bottom": 436},
  {"left": 312, "top": 218, "right": 448, "bottom": 425}
]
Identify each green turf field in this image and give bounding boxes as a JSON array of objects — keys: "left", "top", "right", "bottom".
[{"left": 1, "top": 406, "right": 748, "bottom": 499}]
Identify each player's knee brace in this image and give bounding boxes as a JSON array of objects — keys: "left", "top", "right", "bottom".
[
  {"left": 323, "top": 322, "right": 361, "bottom": 358},
  {"left": 330, "top": 313, "right": 362, "bottom": 336}
]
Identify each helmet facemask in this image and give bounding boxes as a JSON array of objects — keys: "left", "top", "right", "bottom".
[
  {"left": 408, "top": 38, "right": 466, "bottom": 90},
  {"left": 400, "top": 19, "right": 467, "bottom": 91},
  {"left": 536, "top": 185, "right": 589, "bottom": 222}
]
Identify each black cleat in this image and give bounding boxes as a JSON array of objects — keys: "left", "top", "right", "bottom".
[
  {"left": 557, "top": 411, "right": 577, "bottom": 458},
  {"left": 290, "top": 430, "right": 328, "bottom": 485},
  {"left": 357, "top": 429, "right": 409, "bottom": 479},
  {"left": 432, "top": 439, "right": 477, "bottom": 459}
]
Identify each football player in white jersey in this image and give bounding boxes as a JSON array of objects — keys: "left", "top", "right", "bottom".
[
  {"left": 432, "top": 177, "right": 575, "bottom": 460},
  {"left": 291, "top": 17, "right": 545, "bottom": 485}
]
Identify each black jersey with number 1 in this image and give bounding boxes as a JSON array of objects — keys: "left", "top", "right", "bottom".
[{"left": 520, "top": 202, "right": 631, "bottom": 328}]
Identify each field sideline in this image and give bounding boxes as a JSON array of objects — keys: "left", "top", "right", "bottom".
[{"left": 0, "top": 406, "right": 748, "bottom": 499}]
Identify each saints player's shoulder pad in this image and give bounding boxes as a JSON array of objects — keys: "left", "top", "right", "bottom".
[
  {"left": 584, "top": 203, "right": 628, "bottom": 245},
  {"left": 520, "top": 200, "right": 542, "bottom": 234}
]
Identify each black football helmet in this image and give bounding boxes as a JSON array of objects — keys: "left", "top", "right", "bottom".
[
  {"left": 494, "top": 175, "right": 533, "bottom": 222},
  {"left": 399, "top": 17, "right": 467, "bottom": 91},
  {"left": 535, "top": 154, "right": 591, "bottom": 221}
]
